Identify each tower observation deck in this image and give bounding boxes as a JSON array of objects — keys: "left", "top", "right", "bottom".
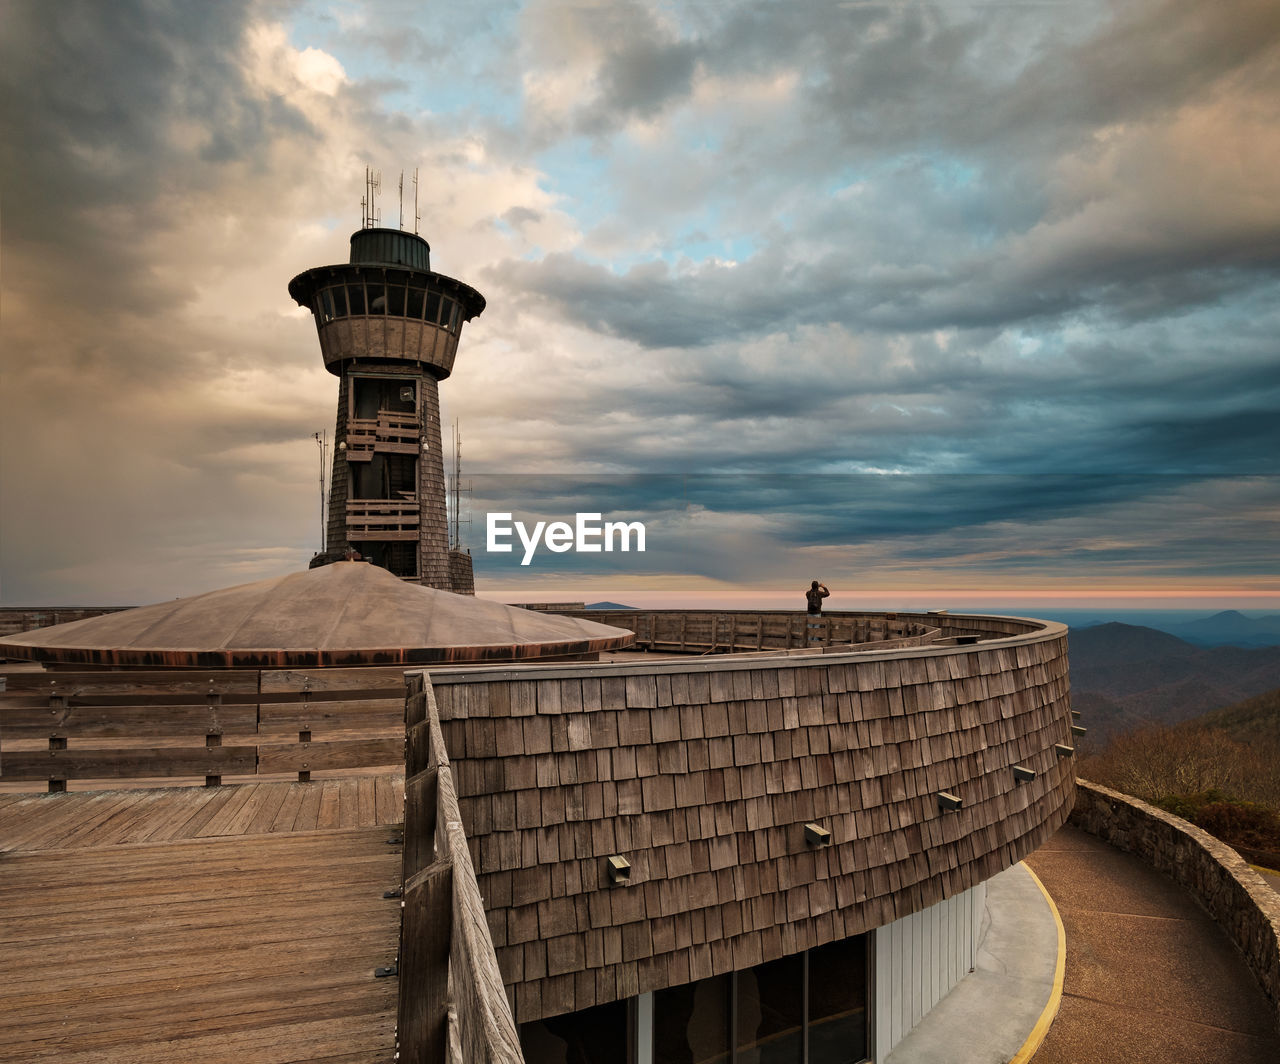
[{"left": 288, "top": 227, "right": 485, "bottom": 592}]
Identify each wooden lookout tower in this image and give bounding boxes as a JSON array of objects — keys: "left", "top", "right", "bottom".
[{"left": 288, "top": 221, "right": 485, "bottom": 592}]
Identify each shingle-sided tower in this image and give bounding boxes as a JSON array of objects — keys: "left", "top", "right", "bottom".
[{"left": 289, "top": 228, "right": 485, "bottom": 592}]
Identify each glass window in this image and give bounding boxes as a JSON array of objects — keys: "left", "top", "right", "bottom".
[
  {"left": 406, "top": 286, "right": 425, "bottom": 319},
  {"left": 319, "top": 289, "right": 334, "bottom": 323},
  {"left": 331, "top": 284, "right": 347, "bottom": 317},
  {"left": 368, "top": 282, "right": 387, "bottom": 314},
  {"left": 387, "top": 283, "right": 405, "bottom": 317},
  {"left": 521, "top": 999, "right": 628, "bottom": 1064},
  {"left": 347, "top": 283, "right": 366, "bottom": 315},
  {"left": 737, "top": 953, "right": 803, "bottom": 1064},
  {"left": 655, "top": 973, "right": 731, "bottom": 1064},
  {"left": 439, "top": 297, "right": 454, "bottom": 329},
  {"left": 424, "top": 290, "right": 441, "bottom": 325},
  {"left": 808, "top": 938, "right": 867, "bottom": 1064}
]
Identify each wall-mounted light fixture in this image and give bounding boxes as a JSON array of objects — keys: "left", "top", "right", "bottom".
[
  {"left": 607, "top": 855, "right": 631, "bottom": 885},
  {"left": 1012, "top": 765, "right": 1036, "bottom": 784},
  {"left": 937, "top": 791, "right": 963, "bottom": 812},
  {"left": 1071, "top": 724, "right": 1087, "bottom": 737},
  {"left": 1055, "top": 743, "right": 1074, "bottom": 758},
  {"left": 804, "top": 823, "right": 831, "bottom": 846}
]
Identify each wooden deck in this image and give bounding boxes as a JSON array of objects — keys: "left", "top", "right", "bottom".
[{"left": 0, "top": 776, "right": 405, "bottom": 1063}]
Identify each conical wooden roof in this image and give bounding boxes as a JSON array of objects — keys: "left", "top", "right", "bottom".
[{"left": 0, "top": 563, "right": 633, "bottom": 668}]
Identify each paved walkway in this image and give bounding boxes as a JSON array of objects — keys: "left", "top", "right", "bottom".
[
  {"left": 1025, "top": 826, "right": 1280, "bottom": 1064},
  {"left": 884, "top": 862, "right": 1060, "bottom": 1064},
  {"left": 1255, "top": 865, "right": 1280, "bottom": 894}
]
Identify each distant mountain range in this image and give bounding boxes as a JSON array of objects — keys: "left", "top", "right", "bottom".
[
  {"left": 1069, "top": 622, "right": 1280, "bottom": 743},
  {"left": 1160, "top": 610, "right": 1280, "bottom": 648}
]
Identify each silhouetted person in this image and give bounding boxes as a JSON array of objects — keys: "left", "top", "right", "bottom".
[{"left": 806, "top": 580, "right": 829, "bottom": 615}]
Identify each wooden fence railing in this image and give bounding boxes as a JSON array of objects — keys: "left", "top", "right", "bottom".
[
  {"left": 0, "top": 667, "right": 406, "bottom": 791},
  {"left": 564, "top": 610, "right": 941, "bottom": 654},
  {"left": 399, "top": 672, "right": 523, "bottom": 1064}
]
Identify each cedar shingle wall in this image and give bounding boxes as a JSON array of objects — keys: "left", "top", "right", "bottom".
[{"left": 425, "top": 626, "right": 1074, "bottom": 1023}]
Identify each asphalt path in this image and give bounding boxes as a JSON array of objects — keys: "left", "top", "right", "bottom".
[{"left": 1025, "top": 826, "right": 1280, "bottom": 1064}]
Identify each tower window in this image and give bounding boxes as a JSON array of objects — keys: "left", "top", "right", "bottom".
[
  {"left": 424, "top": 290, "right": 440, "bottom": 324},
  {"left": 331, "top": 285, "right": 347, "bottom": 317},
  {"left": 407, "top": 286, "right": 425, "bottom": 319},
  {"left": 369, "top": 283, "right": 386, "bottom": 314},
  {"left": 387, "top": 284, "right": 405, "bottom": 317},
  {"left": 347, "top": 283, "right": 366, "bottom": 315}
]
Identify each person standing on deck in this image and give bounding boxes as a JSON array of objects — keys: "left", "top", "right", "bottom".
[{"left": 805, "top": 580, "right": 829, "bottom": 615}]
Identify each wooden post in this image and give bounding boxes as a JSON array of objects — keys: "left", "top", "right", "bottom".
[
  {"left": 298, "top": 679, "right": 312, "bottom": 783},
  {"left": 297, "top": 730, "right": 311, "bottom": 783},
  {"left": 204, "top": 733, "right": 222, "bottom": 787},
  {"left": 398, "top": 860, "right": 452, "bottom": 1064},
  {"left": 206, "top": 686, "right": 222, "bottom": 786},
  {"left": 403, "top": 767, "right": 439, "bottom": 876},
  {"left": 406, "top": 718, "right": 433, "bottom": 778},
  {"left": 48, "top": 688, "right": 67, "bottom": 793}
]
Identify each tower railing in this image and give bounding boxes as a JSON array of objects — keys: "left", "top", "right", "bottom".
[
  {"left": 345, "top": 410, "right": 422, "bottom": 461},
  {"left": 346, "top": 498, "right": 421, "bottom": 539}
]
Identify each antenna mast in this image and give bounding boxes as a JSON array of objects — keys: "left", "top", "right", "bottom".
[
  {"left": 412, "top": 168, "right": 421, "bottom": 235},
  {"left": 313, "top": 431, "right": 330, "bottom": 550},
  {"left": 448, "top": 421, "right": 471, "bottom": 550},
  {"left": 361, "top": 166, "right": 382, "bottom": 228},
  {"left": 398, "top": 171, "right": 404, "bottom": 231}
]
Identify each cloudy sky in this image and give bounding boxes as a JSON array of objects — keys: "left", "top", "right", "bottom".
[{"left": 1, "top": 0, "right": 1277, "bottom": 610}]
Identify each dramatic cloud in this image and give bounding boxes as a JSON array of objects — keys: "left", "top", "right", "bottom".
[{"left": 1, "top": 0, "right": 1277, "bottom": 607}]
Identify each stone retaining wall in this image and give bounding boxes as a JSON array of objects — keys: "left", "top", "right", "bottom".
[{"left": 1072, "top": 779, "right": 1280, "bottom": 1028}]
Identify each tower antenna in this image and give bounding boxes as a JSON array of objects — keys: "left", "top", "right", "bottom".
[
  {"left": 398, "top": 171, "right": 404, "bottom": 231},
  {"left": 448, "top": 420, "right": 471, "bottom": 550},
  {"left": 362, "top": 166, "right": 382, "bottom": 228},
  {"left": 313, "top": 431, "right": 329, "bottom": 550},
  {"left": 412, "top": 168, "right": 421, "bottom": 235}
]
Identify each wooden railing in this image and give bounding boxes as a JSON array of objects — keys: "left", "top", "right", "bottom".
[
  {"left": 0, "top": 667, "right": 406, "bottom": 791},
  {"left": 0, "top": 606, "right": 133, "bottom": 638},
  {"left": 559, "top": 609, "right": 942, "bottom": 654},
  {"left": 399, "top": 672, "right": 523, "bottom": 1063},
  {"left": 346, "top": 498, "right": 420, "bottom": 539},
  {"left": 345, "top": 410, "right": 422, "bottom": 461}
]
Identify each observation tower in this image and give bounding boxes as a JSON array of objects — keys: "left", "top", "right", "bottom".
[{"left": 288, "top": 203, "right": 485, "bottom": 593}]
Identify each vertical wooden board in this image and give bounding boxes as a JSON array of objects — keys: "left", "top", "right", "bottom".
[
  {"left": 317, "top": 780, "right": 343, "bottom": 829},
  {"left": 291, "top": 780, "right": 326, "bottom": 832},
  {"left": 401, "top": 861, "right": 455, "bottom": 1064},
  {"left": 338, "top": 777, "right": 360, "bottom": 828}
]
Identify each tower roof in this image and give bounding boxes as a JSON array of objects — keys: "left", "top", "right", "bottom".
[
  {"left": 349, "top": 227, "right": 431, "bottom": 270},
  {"left": 0, "top": 563, "right": 634, "bottom": 668}
]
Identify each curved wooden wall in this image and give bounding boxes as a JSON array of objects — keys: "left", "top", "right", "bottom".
[{"left": 422, "top": 615, "right": 1075, "bottom": 1023}]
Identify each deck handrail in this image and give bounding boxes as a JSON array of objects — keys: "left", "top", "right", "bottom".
[
  {"left": 557, "top": 608, "right": 944, "bottom": 654},
  {"left": 399, "top": 672, "right": 523, "bottom": 1063},
  {"left": 0, "top": 667, "right": 406, "bottom": 790}
]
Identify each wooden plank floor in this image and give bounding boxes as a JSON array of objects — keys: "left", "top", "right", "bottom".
[{"left": 0, "top": 777, "right": 405, "bottom": 1063}]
